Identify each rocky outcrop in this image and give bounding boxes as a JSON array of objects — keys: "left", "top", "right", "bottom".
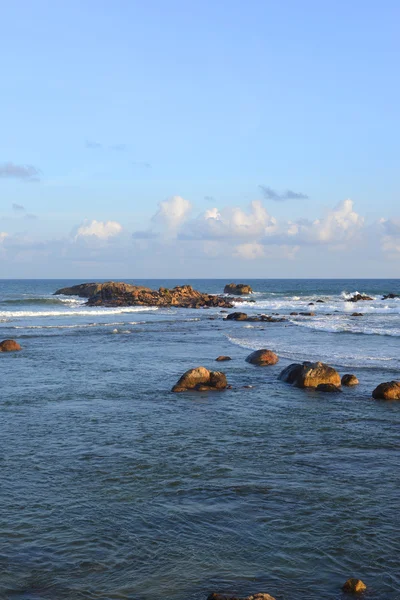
[
  {"left": 382, "top": 293, "right": 399, "bottom": 300},
  {"left": 316, "top": 383, "right": 342, "bottom": 393},
  {"left": 342, "top": 374, "right": 359, "bottom": 386},
  {"left": 279, "top": 361, "right": 341, "bottom": 388},
  {"left": 216, "top": 356, "right": 232, "bottom": 361},
  {"left": 246, "top": 349, "right": 279, "bottom": 366},
  {"left": 55, "top": 281, "right": 235, "bottom": 309},
  {"left": 351, "top": 312, "right": 363, "bottom": 317},
  {"left": 372, "top": 381, "right": 400, "bottom": 400},
  {"left": 208, "top": 594, "right": 276, "bottom": 600},
  {"left": 171, "top": 367, "right": 228, "bottom": 392},
  {"left": 226, "top": 312, "right": 248, "bottom": 321},
  {"left": 224, "top": 283, "right": 252, "bottom": 295},
  {"left": 347, "top": 293, "right": 373, "bottom": 302},
  {"left": 342, "top": 579, "right": 367, "bottom": 593},
  {"left": 0, "top": 339, "right": 21, "bottom": 352}
]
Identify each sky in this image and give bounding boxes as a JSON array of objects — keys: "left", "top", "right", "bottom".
[{"left": 1, "top": 0, "right": 399, "bottom": 278}]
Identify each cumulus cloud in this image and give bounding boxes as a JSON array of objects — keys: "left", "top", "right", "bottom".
[
  {"left": 259, "top": 185, "right": 308, "bottom": 201},
  {"left": 0, "top": 162, "right": 41, "bottom": 182},
  {"left": 151, "top": 196, "right": 192, "bottom": 233},
  {"left": 379, "top": 218, "right": 400, "bottom": 255},
  {"left": 181, "top": 200, "right": 277, "bottom": 241},
  {"left": 74, "top": 220, "right": 123, "bottom": 241}
]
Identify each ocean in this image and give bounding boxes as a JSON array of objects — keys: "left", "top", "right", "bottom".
[{"left": 0, "top": 279, "right": 399, "bottom": 600}]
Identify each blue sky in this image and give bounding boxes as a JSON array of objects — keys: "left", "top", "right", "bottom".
[{"left": 1, "top": 0, "right": 399, "bottom": 278}]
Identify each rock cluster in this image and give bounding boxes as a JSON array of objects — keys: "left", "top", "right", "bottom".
[
  {"left": 347, "top": 293, "right": 373, "bottom": 302},
  {"left": 55, "top": 282, "right": 235, "bottom": 309},
  {"left": 171, "top": 367, "right": 228, "bottom": 392},
  {"left": 226, "top": 312, "right": 285, "bottom": 323},
  {"left": 0, "top": 339, "right": 21, "bottom": 352},
  {"left": 224, "top": 283, "right": 253, "bottom": 295}
]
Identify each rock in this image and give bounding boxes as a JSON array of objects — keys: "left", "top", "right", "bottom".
[
  {"left": 351, "top": 312, "right": 363, "bottom": 317},
  {"left": 216, "top": 356, "right": 232, "bottom": 362},
  {"left": 224, "top": 283, "right": 253, "bottom": 295},
  {"left": 55, "top": 282, "right": 234, "bottom": 309},
  {"left": 290, "top": 312, "right": 298, "bottom": 316},
  {"left": 299, "top": 312, "right": 315, "bottom": 316},
  {"left": 246, "top": 349, "right": 279, "bottom": 366},
  {"left": 316, "top": 299, "right": 325, "bottom": 303},
  {"left": 372, "top": 381, "right": 400, "bottom": 400},
  {"left": 347, "top": 293, "right": 373, "bottom": 302},
  {"left": 171, "top": 367, "right": 227, "bottom": 392},
  {"left": 342, "top": 579, "right": 367, "bottom": 593},
  {"left": 316, "top": 383, "right": 342, "bottom": 393},
  {"left": 226, "top": 312, "right": 248, "bottom": 321},
  {"left": 382, "top": 293, "right": 399, "bottom": 300},
  {"left": 342, "top": 374, "right": 359, "bottom": 386},
  {"left": 308, "top": 302, "right": 315, "bottom": 305},
  {"left": 0, "top": 339, "right": 22, "bottom": 352},
  {"left": 279, "top": 361, "right": 341, "bottom": 388},
  {"left": 208, "top": 594, "right": 276, "bottom": 600}
]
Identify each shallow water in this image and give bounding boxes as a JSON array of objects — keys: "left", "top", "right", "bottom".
[{"left": 0, "top": 279, "right": 399, "bottom": 600}]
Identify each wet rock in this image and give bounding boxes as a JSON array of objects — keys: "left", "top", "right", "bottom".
[
  {"left": 208, "top": 594, "right": 276, "bottom": 600},
  {"left": 216, "top": 356, "right": 232, "bottom": 362},
  {"left": 316, "top": 383, "right": 342, "bottom": 393},
  {"left": 246, "top": 349, "right": 279, "bottom": 366},
  {"left": 226, "top": 312, "right": 248, "bottom": 321},
  {"left": 382, "top": 293, "right": 399, "bottom": 300},
  {"left": 347, "top": 293, "right": 373, "bottom": 302},
  {"left": 372, "top": 381, "right": 400, "bottom": 400},
  {"left": 279, "top": 361, "right": 341, "bottom": 388},
  {"left": 299, "top": 312, "right": 315, "bottom": 316},
  {"left": 342, "top": 374, "right": 359, "bottom": 386},
  {"left": 308, "top": 302, "right": 315, "bottom": 305},
  {"left": 290, "top": 312, "right": 298, "bottom": 316},
  {"left": 223, "top": 283, "right": 253, "bottom": 295},
  {"left": 0, "top": 339, "right": 22, "bottom": 352},
  {"left": 351, "top": 312, "right": 363, "bottom": 317},
  {"left": 316, "top": 299, "right": 325, "bottom": 303},
  {"left": 171, "top": 367, "right": 228, "bottom": 392},
  {"left": 342, "top": 579, "right": 367, "bottom": 593}
]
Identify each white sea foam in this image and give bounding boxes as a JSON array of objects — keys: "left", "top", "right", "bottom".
[{"left": 0, "top": 306, "right": 159, "bottom": 319}]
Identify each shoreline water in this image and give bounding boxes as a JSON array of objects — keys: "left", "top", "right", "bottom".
[{"left": 1, "top": 279, "right": 399, "bottom": 599}]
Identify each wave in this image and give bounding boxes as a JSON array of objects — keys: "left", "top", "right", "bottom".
[
  {"left": 0, "top": 297, "right": 83, "bottom": 306},
  {"left": 0, "top": 306, "right": 159, "bottom": 319},
  {"left": 291, "top": 317, "right": 400, "bottom": 337},
  {"left": 11, "top": 321, "right": 132, "bottom": 330}
]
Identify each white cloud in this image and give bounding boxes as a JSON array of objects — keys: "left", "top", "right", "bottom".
[
  {"left": 0, "top": 232, "right": 8, "bottom": 243},
  {"left": 379, "top": 218, "right": 400, "bottom": 255},
  {"left": 234, "top": 242, "right": 265, "bottom": 259},
  {"left": 152, "top": 196, "right": 192, "bottom": 233},
  {"left": 74, "top": 220, "right": 123, "bottom": 241}
]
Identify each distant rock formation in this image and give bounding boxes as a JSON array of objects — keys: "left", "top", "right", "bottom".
[
  {"left": 372, "top": 381, "right": 400, "bottom": 400},
  {"left": 171, "top": 367, "right": 228, "bottom": 392},
  {"left": 0, "top": 339, "right": 21, "bottom": 352},
  {"left": 382, "top": 293, "right": 399, "bottom": 300},
  {"left": 347, "top": 293, "right": 373, "bottom": 302},
  {"left": 279, "top": 361, "right": 341, "bottom": 388},
  {"left": 55, "top": 281, "right": 235, "bottom": 309},
  {"left": 224, "top": 283, "right": 253, "bottom": 295}
]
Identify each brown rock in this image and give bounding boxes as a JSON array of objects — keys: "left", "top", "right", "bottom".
[
  {"left": 351, "top": 312, "right": 363, "bottom": 317},
  {"left": 342, "top": 578, "right": 367, "bottom": 593},
  {"left": 342, "top": 374, "right": 359, "bottom": 386},
  {"left": 226, "top": 312, "right": 248, "bottom": 321},
  {"left": 316, "top": 383, "right": 342, "bottom": 393},
  {"left": 372, "top": 381, "right": 400, "bottom": 400},
  {"left": 290, "top": 312, "right": 298, "bottom": 316},
  {"left": 347, "top": 293, "right": 373, "bottom": 302},
  {"left": 208, "top": 594, "right": 276, "bottom": 600},
  {"left": 299, "top": 312, "right": 315, "bottom": 316},
  {"left": 216, "top": 356, "right": 232, "bottom": 362},
  {"left": 382, "top": 293, "right": 399, "bottom": 299},
  {"left": 279, "top": 361, "right": 341, "bottom": 388},
  {"left": 171, "top": 367, "right": 227, "bottom": 392},
  {"left": 246, "top": 349, "right": 279, "bottom": 366},
  {"left": 0, "top": 339, "right": 22, "bottom": 352},
  {"left": 224, "top": 283, "right": 253, "bottom": 295}
]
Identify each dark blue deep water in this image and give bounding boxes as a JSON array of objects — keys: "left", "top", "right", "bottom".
[{"left": 0, "top": 279, "right": 399, "bottom": 600}]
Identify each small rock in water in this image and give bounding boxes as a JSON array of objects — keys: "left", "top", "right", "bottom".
[
  {"left": 172, "top": 366, "right": 228, "bottom": 392},
  {"left": 342, "top": 374, "right": 359, "bottom": 386},
  {"left": 351, "top": 312, "right": 363, "bottom": 317},
  {"left": 208, "top": 594, "right": 276, "bottom": 600},
  {"left": 316, "top": 383, "right": 342, "bottom": 393},
  {"left": 226, "top": 312, "right": 248, "bottom": 321},
  {"left": 216, "top": 356, "right": 232, "bottom": 361},
  {"left": 246, "top": 349, "right": 279, "bottom": 366},
  {"left": 0, "top": 339, "right": 22, "bottom": 352},
  {"left": 372, "top": 381, "right": 400, "bottom": 400},
  {"left": 342, "top": 578, "right": 367, "bottom": 593}
]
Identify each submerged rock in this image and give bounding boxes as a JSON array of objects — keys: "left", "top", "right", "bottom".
[
  {"left": 224, "top": 283, "right": 253, "bottom": 295},
  {"left": 216, "top": 356, "right": 232, "bottom": 362},
  {"left": 208, "top": 594, "right": 276, "bottom": 600},
  {"left": 372, "top": 381, "right": 400, "bottom": 400},
  {"left": 342, "top": 374, "right": 359, "bottom": 386},
  {"left": 55, "top": 281, "right": 234, "bottom": 309},
  {"left": 172, "top": 367, "right": 228, "bottom": 392},
  {"left": 342, "top": 579, "right": 367, "bottom": 593},
  {"left": 226, "top": 312, "right": 248, "bottom": 321},
  {"left": 316, "top": 383, "right": 342, "bottom": 393},
  {"left": 246, "top": 349, "right": 279, "bottom": 366},
  {"left": 279, "top": 361, "right": 341, "bottom": 388},
  {"left": 0, "top": 339, "right": 21, "bottom": 352}
]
